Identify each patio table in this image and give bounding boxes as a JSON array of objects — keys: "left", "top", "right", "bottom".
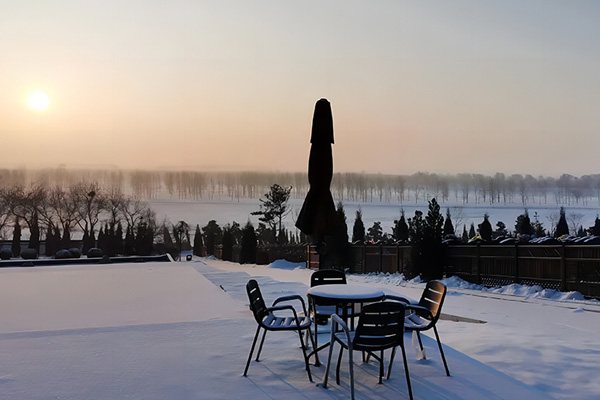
[{"left": 306, "top": 284, "right": 385, "bottom": 365}]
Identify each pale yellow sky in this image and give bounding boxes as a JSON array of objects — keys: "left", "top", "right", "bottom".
[{"left": 1, "top": 1, "right": 600, "bottom": 177}]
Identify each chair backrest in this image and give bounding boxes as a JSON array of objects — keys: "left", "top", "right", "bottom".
[
  {"left": 353, "top": 301, "right": 405, "bottom": 352},
  {"left": 310, "top": 269, "right": 347, "bottom": 287},
  {"left": 246, "top": 279, "right": 269, "bottom": 324},
  {"left": 417, "top": 280, "right": 447, "bottom": 323}
]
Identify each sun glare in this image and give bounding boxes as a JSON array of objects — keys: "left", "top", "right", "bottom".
[{"left": 27, "top": 91, "right": 50, "bottom": 111}]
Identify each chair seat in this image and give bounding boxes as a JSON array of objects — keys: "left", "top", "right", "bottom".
[
  {"left": 333, "top": 331, "right": 355, "bottom": 348},
  {"left": 263, "top": 314, "right": 312, "bottom": 330},
  {"left": 404, "top": 314, "right": 431, "bottom": 330}
]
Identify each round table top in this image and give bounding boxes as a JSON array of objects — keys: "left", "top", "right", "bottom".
[{"left": 307, "top": 284, "right": 385, "bottom": 301}]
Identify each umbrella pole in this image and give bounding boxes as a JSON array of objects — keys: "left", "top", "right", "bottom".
[{"left": 316, "top": 236, "right": 326, "bottom": 270}]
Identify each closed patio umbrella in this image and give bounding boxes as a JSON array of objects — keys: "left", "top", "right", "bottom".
[{"left": 296, "top": 99, "right": 337, "bottom": 265}]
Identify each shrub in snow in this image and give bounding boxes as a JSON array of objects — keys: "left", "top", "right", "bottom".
[
  {"left": 21, "top": 248, "right": 38, "bottom": 259},
  {"left": 409, "top": 198, "right": 445, "bottom": 281},
  {"left": 87, "top": 248, "right": 103, "bottom": 258},
  {"left": 0, "top": 248, "right": 12, "bottom": 260},
  {"left": 55, "top": 249, "right": 72, "bottom": 259},
  {"left": 69, "top": 248, "right": 82, "bottom": 258}
]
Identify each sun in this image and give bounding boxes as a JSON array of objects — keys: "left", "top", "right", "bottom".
[{"left": 27, "top": 91, "right": 51, "bottom": 111}]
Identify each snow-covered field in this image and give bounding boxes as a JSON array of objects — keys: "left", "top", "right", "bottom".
[{"left": 1, "top": 258, "right": 598, "bottom": 399}]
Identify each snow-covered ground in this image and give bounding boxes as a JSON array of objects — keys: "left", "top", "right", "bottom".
[{"left": 0, "top": 258, "right": 598, "bottom": 399}]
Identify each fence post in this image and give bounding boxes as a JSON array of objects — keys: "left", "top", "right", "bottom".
[
  {"left": 560, "top": 244, "right": 567, "bottom": 292},
  {"left": 514, "top": 243, "right": 520, "bottom": 284},
  {"left": 396, "top": 245, "right": 400, "bottom": 274},
  {"left": 379, "top": 245, "right": 383, "bottom": 273},
  {"left": 476, "top": 243, "right": 481, "bottom": 285},
  {"left": 362, "top": 244, "right": 366, "bottom": 274}
]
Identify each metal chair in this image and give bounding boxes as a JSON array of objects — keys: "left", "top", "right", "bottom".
[
  {"left": 311, "top": 268, "right": 347, "bottom": 287},
  {"left": 322, "top": 301, "right": 413, "bottom": 400},
  {"left": 310, "top": 269, "right": 348, "bottom": 324},
  {"left": 400, "top": 280, "right": 450, "bottom": 376},
  {"left": 243, "top": 279, "right": 317, "bottom": 382},
  {"left": 308, "top": 269, "right": 354, "bottom": 365}
]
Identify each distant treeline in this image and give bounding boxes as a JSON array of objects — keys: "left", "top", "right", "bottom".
[{"left": 2, "top": 167, "right": 600, "bottom": 206}]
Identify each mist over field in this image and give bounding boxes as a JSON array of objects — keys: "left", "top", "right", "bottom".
[{"left": 2, "top": 167, "right": 599, "bottom": 239}]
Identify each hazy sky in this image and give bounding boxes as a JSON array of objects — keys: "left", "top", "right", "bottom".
[{"left": 2, "top": 1, "right": 600, "bottom": 177}]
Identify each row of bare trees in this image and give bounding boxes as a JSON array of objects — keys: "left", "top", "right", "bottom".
[
  {"left": 0, "top": 182, "right": 159, "bottom": 255},
  {"left": 3, "top": 168, "right": 600, "bottom": 207}
]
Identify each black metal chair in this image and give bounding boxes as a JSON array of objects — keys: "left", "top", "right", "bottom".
[
  {"left": 391, "top": 280, "right": 450, "bottom": 377},
  {"left": 311, "top": 268, "right": 347, "bottom": 287},
  {"left": 310, "top": 269, "right": 348, "bottom": 324},
  {"left": 243, "top": 279, "right": 316, "bottom": 382},
  {"left": 308, "top": 269, "right": 356, "bottom": 365},
  {"left": 322, "top": 301, "right": 413, "bottom": 400}
]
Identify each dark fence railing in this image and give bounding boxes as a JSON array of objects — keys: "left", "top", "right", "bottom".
[
  {"left": 307, "top": 243, "right": 600, "bottom": 299},
  {"left": 445, "top": 244, "right": 600, "bottom": 298},
  {"left": 308, "top": 244, "right": 413, "bottom": 276}
]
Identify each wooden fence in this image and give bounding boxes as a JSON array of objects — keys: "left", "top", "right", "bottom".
[
  {"left": 307, "top": 243, "right": 600, "bottom": 299},
  {"left": 445, "top": 244, "right": 600, "bottom": 298}
]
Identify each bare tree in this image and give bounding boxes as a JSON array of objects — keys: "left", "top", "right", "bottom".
[
  {"left": 0, "top": 188, "right": 13, "bottom": 239},
  {"left": 73, "top": 182, "right": 105, "bottom": 236},
  {"left": 568, "top": 212, "right": 584, "bottom": 237}
]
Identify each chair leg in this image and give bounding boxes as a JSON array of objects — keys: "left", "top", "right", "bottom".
[
  {"left": 400, "top": 344, "right": 413, "bottom": 400},
  {"left": 378, "top": 350, "right": 384, "bottom": 384},
  {"left": 244, "top": 325, "right": 262, "bottom": 376},
  {"left": 348, "top": 345, "right": 355, "bottom": 400},
  {"left": 312, "top": 314, "right": 321, "bottom": 366},
  {"left": 416, "top": 331, "right": 426, "bottom": 359},
  {"left": 387, "top": 346, "right": 397, "bottom": 380},
  {"left": 433, "top": 326, "right": 451, "bottom": 376},
  {"left": 336, "top": 347, "right": 344, "bottom": 385},
  {"left": 322, "top": 338, "right": 336, "bottom": 388},
  {"left": 297, "top": 329, "right": 313, "bottom": 382},
  {"left": 255, "top": 328, "right": 267, "bottom": 361}
]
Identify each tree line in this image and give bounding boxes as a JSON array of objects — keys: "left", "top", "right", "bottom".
[
  {"left": 0, "top": 182, "right": 159, "bottom": 257},
  {"left": 4, "top": 168, "right": 600, "bottom": 206}
]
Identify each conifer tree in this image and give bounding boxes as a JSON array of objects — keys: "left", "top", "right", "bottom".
[
  {"left": 469, "top": 223, "right": 476, "bottom": 239},
  {"left": 555, "top": 206, "right": 569, "bottom": 237},
  {"left": 61, "top": 226, "right": 71, "bottom": 249},
  {"left": 479, "top": 213, "right": 492, "bottom": 241},
  {"left": 124, "top": 225, "right": 135, "bottom": 255},
  {"left": 251, "top": 184, "right": 292, "bottom": 244},
  {"left": 515, "top": 210, "right": 534, "bottom": 235},
  {"left": 462, "top": 225, "right": 469, "bottom": 242},
  {"left": 202, "top": 220, "right": 222, "bottom": 256},
  {"left": 326, "top": 202, "right": 351, "bottom": 269},
  {"left": 45, "top": 226, "right": 55, "bottom": 256},
  {"left": 366, "top": 221, "right": 383, "bottom": 243},
  {"left": 392, "top": 210, "right": 409, "bottom": 242},
  {"left": 53, "top": 226, "right": 62, "bottom": 252},
  {"left": 12, "top": 218, "right": 21, "bottom": 258},
  {"left": 97, "top": 226, "right": 105, "bottom": 253},
  {"left": 82, "top": 230, "right": 89, "bottom": 255},
  {"left": 240, "top": 221, "right": 257, "bottom": 264},
  {"left": 115, "top": 222, "right": 124, "bottom": 255},
  {"left": 352, "top": 208, "right": 365, "bottom": 243},
  {"left": 589, "top": 217, "right": 600, "bottom": 236},
  {"left": 443, "top": 208, "right": 455, "bottom": 236},
  {"left": 29, "top": 211, "right": 40, "bottom": 253},
  {"left": 532, "top": 212, "right": 546, "bottom": 237},
  {"left": 222, "top": 227, "right": 234, "bottom": 261},
  {"left": 193, "top": 225, "right": 203, "bottom": 256}
]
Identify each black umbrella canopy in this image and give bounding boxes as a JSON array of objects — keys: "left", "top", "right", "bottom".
[{"left": 295, "top": 98, "right": 337, "bottom": 239}]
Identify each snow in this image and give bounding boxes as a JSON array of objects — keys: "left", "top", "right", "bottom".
[
  {"left": 307, "top": 284, "right": 385, "bottom": 300},
  {"left": 0, "top": 258, "right": 598, "bottom": 399}
]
